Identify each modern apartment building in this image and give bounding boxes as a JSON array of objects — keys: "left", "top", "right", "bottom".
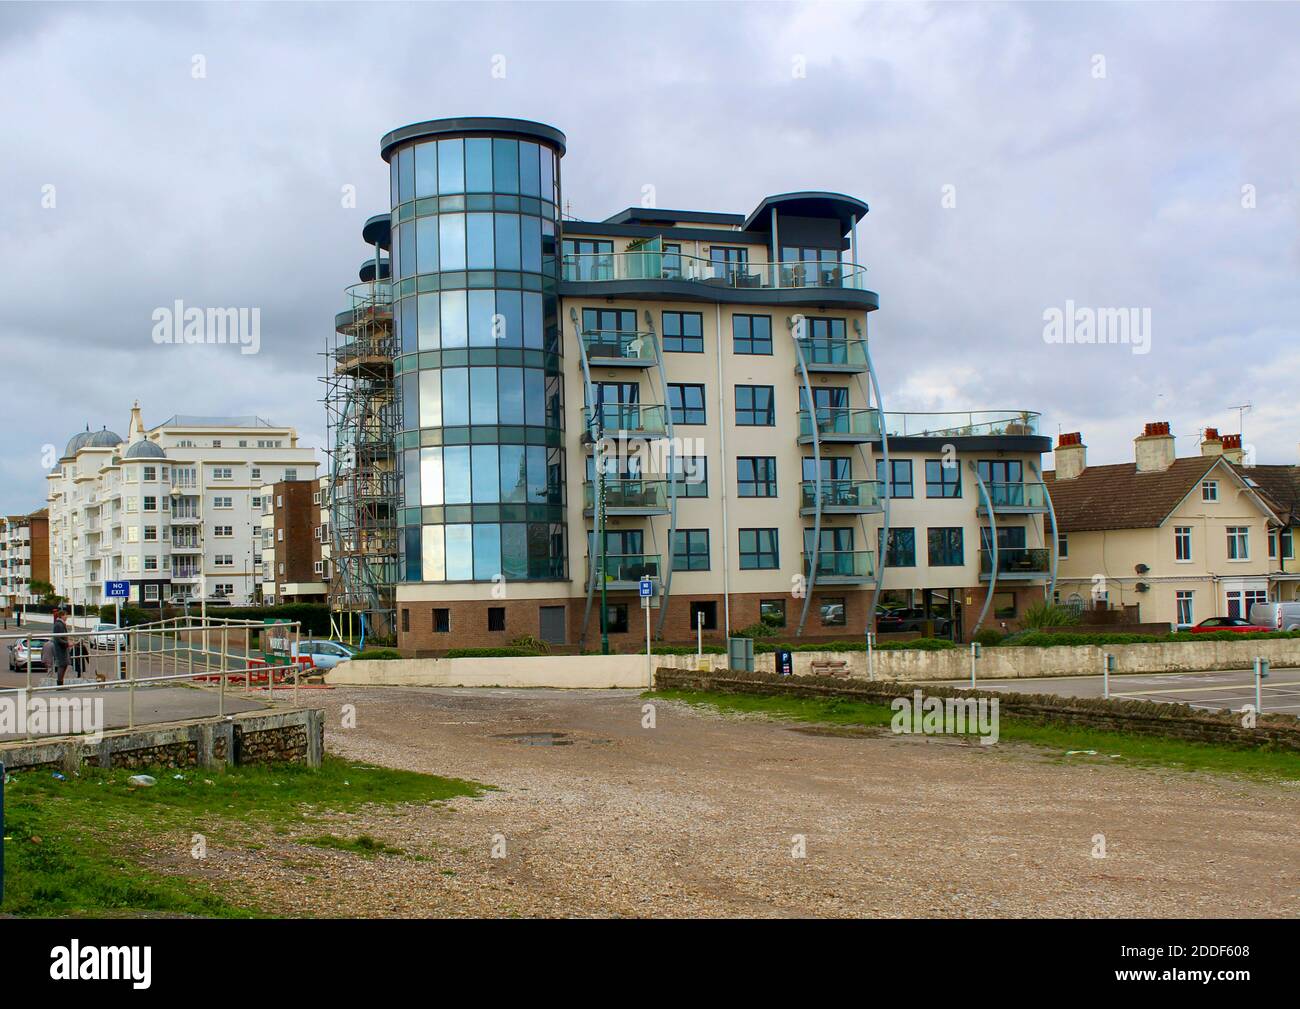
[
  {"left": 46, "top": 403, "right": 319, "bottom": 608},
  {"left": 343, "top": 116, "right": 1053, "bottom": 651},
  {"left": 258, "top": 478, "right": 329, "bottom": 604},
  {"left": 0, "top": 508, "right": 50, "bottom": 611},
  {"left": 1045, "top": 424, "right": 1290, "bottom": 626}
]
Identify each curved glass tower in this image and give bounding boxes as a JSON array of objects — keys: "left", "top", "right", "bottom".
[{"left": 381, "top": 118, "right": 568, "bottom": 586}]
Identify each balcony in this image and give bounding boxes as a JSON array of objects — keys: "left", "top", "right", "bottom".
[
  {"left": 582, "top": 479, "right": 670, "bottom": 517},
  {"left": 880, "top": 411, "right": 1041, "bottom": 439},
  {"left": 171, "top": 513, "right": 201, "bottom": 525},
  {"left": 562, "top": 250, "right": 870, "bottom": 292},
  {"left": 795, "top": 337, "right": 870, "bottom": 374},
  {"left": 335, "top": 282, "right": 393, "bottom": 335},
  {"left": 171, "top": 569, "right": 202, "bottom": 584},
  {"left": 799, "top": 480, "right": 883, "bottom": 515},
  {"left": 581, "top": 330, "right": 657, "bottom": 369},
  {"left": 583, "top": 404, "right": 668, "bottom": 441},
  {"left": 803, "top": 550, "right": 874, "bottom": 584},
  {"left": 976, "top": 482, "right": 1051, "bottom": 515},
  {"left": 979, "top": 547, "right": 1051, "bottom": 580},
  {"left": 797, "top": 408, "right": 880, "bottom": 444},
  {"left": 586, "top": 553, "right": 662, "bottom": 590},
  {"left": 171, "top": 541, "right": 203, "bottom": 554}
]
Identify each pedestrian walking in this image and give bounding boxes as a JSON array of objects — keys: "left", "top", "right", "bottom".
[{"left": 51, "top": 607, "right": 72, "bottom": 686}]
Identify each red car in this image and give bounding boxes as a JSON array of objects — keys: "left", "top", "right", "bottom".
[{"left": 1189, "top": 617, "right": 1269, "bottom": 633}]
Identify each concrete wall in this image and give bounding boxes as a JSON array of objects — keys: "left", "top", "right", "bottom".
[{"left": 330, "top": 636, "right": 1300, "bottom": 689}]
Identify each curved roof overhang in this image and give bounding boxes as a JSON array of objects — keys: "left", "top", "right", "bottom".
[
  {"left": 380, "top": 117, "right": 567, "bottom": 163},
  {"left": 361, "top": 214, "right": 391, "bottom": 249},
  {"left": 558, "top": 279, "right": 879, "bottom": 311},
  {"left": 743, "top": 191, "right": 870, "bottom": 238}
]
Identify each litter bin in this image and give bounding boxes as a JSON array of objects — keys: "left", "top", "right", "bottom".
[{"left": 775, "top": 647, "right": 794, "bottom": 677}]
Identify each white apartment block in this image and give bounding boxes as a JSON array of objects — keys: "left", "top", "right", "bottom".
[{"left": 46, "top": 403, "right": 319, "bottom": 608}]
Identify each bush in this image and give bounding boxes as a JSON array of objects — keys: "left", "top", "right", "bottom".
[
  {"left": 647, "top": 644, "right": 727, "bottom": 655},
  {"left": 973, "top": 627, "right": 1006, "bottom": 647},
  {"left": 444, "top": 646, "right": 544, "bottom": 658},
  {"left": 354, "top": 648, "right": 402, "bottom": 661},
  {"left": 1005, "top": 632, "right": 1166, "bottom": 648},
  {"left": 222, "top": 603, "right": 332, "bottom": 636},
  {"left": 1020, "top": 602, "right": 1081, "bottom": 629},
  {"left": 733, "top": 621, "right": 780, "bottom": 639},
  {"left": 509, "top": 634, "right": 551, "bottom": 654},
  {"left": 753, "top": 638, "right": 957, "bottom": 654}
]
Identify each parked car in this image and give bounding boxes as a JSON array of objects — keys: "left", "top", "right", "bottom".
[
  {"left": 1248, "top": 601, "right": 1300, "bottom": 632},
  {"left": 91, "top": 622, "right": 127, "bottom": 649},
  {"left": 7, "top": 636, "right": 49, "bottom": 671},
  {"left": 1189, "top": 616, "right": 1270, "bottom": 634},
  {"left": 874, "top": 608, "right": 905, "bottom": 633},
  {"left": 893, "top": 607, "right": 953, "bottom": 637},
  {"left": 291, "top": 639, "right": 359, "bottom": 670}
]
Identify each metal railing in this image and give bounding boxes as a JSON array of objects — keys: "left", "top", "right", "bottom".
[
  {"left": 802, "top": 550, "right": 874, "bottom": 579},
  {"left": 798, "top": 407, "right": 881, "bottom": 439},
  {"left": 880, "top": 411, "right": 1041, "bottom": 438},
  {"left": 979, "top": 547, "right": 1051, "bottom": 575},
  {"left": 799, "top": 479, "right": 882, "bottom": 510},
  {"left": 561, "top": 250, "right": 870, "bottom": 291},
  {"left": 582, "top": 479, "right": 669, "bottom": 511},
  {"left": 980, "top": 481, "right": 1051, "bottom": 509},
  {"left": 580, "top": 330, "right": 657, "bottom": 363},
  {"left": 584, "top": 403, "right": 668, "bottom": 437},
  {"left": 586, "top": 553, "right": 662, "bottom": 584}
]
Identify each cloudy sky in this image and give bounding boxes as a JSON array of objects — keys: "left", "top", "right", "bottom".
[{"left": 1, "top": 1, "right": 1297, "bottom": 513}]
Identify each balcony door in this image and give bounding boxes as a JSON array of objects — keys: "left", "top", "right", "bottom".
[{"left": 978, "top": 459, "right": 1024, "bottom": 506}]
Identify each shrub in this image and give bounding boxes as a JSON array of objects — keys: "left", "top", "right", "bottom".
[
  {"left": 1020, "top": 602, "right": 1081, "bottom": 629},
  {"left": 733, "top": 621, "right": 780, "bottom": 639},
  {"left": 973, "top": 627, "right": 1007, "bottom": 647},
  {"left": 355, "top": 648, "right": 402, "bottom": 661},
  {"left": 509, "top": 634, "right": 551, "bottom": 654},
  {"left": 753, "top": 638, "right": 957, "bottom": 654},
  {"left": 444, "top": 646, "right": 544, "bottom": 658}
]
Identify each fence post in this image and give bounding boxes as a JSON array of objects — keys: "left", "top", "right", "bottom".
[
  {"left": 969, "top": 641, "right": 981, "bottom": 688},
  {"left": 294, "top": 622, "right": 301, "bottom": 707}
]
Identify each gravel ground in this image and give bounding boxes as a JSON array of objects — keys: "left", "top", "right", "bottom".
[{"left": 139, "top": 686, "right": 1300, "bottom": 918}]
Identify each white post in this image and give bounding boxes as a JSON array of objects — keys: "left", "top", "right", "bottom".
[
  {"left": 867, "top": 630, "right": 875, "bottom": 681},
  {"left": 696, "top": 611, "right": 702, "bottom": 658},
  {"left": 1254, "top": 657, "right": 1265, "bottom": 717},
  {"left": 970, "top": 641, "right": 978, "bottom": 688},
  {"left": 1103, "top": 652, "right": 1111, "bottom": 699},
  {"left": 114, "top": 598, "right": 122, "bottom": 680},
  {"left": 645, "top": 597, "right": 653, "bottom": 689}
]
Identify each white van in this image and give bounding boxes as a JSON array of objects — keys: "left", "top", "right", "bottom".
[{"left": 1248, "top": 601, "right": 1300, "bottom": 631}]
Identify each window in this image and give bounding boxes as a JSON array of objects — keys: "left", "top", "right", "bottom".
[
  {"left": 212, "top": 467, "right": 232, "bottom": 480},
  {"left": 143, "top": 496, "right": 157, "bottom": 512},
  {"left": 671, "top": 456, "right": 709, "bottom": 498},
  {"left": 1058, "top": 533, "right": 1069, "bottom": 559},
  {"left": 215, "top": 525, "right": 233, "bottom": 537},
  {"left": 1283, "top": 528, "right": 1295, "bottom": 560},
  {"left": 251, "top": 496, "right": 261, "bottom": 509},
  {"left": 878, "top": 527, "right": 916, "bottom": 567},
  {"left": 875, "top": 459, "right": 914, "bottom": 499},
  {"left": 277, "top": 529, "right": 283, "bottom": 542},
  {"left": 689, "top": 601, "right": 717, "bottom": 632},
  {"left": 1227, "top": 526, "right": 1249, "bottom": 560},
  {"left": 1202, "top": 480, "right": 1219, "bottom": 502},
  {"left": 143, "top": 466, "right": 156, "bottom": 482},
  {"left": 928, "top": 527, "right": 964, "bottom": 566},
  {"left": 285, "top": 469, "right": 298, "bottom": 482},
  {"left": 673, "top": 529, "right": 710, "bottom": 571},
  {"left": 144, "top": 556, "right": 158, "bottom": 571},
  {"left": 215, "top": 554, "right": 233, "bottom": 566},
  {"left": 488, "top": 607, "right": 506, "bottom": 632},
  {"left": 143, "top": 526, "right": 157, "bottom": 542},
  {"left": 735, "top": 385, "right": 775, "bottom": 426},
  {"left": 820, "top": 597, "right": 847, "bottom": 627},
  {"left": 739, "top": 528, "right": 779, "bottom": 569},
  {"left": 709, "top": 245, "right": 749, "bottom": 283},
  {"left": 562, "top": 238, "right": 614, "bottom": 281},
  {"left": 1175, "top": 526, "right": 1192, "bottom": 562},
  {"left": 667, "top": 384, "right": 706, "bottom": 425},
  {"left": 433, "top": 608, "right": 450, "bottom": 633},
  {"left": 606, "top": 603, "right": 629, "bottom": 634},
  {"left": 732, "top": 314, "right": 772, "bottom": 355},
  {"left": 212, "top": 440, "right": 221, "bottom": 449},
  {"left": 402, "top": 608, "right": 410, "bottom": 633},
  {"left": 1269, "top": 531, "right": 1277, "bottom": 559},
  {"left": 214, "top": 496, "right": 233, "bottom": 509},
  {"left": 737, "top": 457, "right": 777, "bottom": 497},
  {"left": 925, "top": 459, "right": 961, "bottom": 498},
  {"left": 1176, "top": 590, "right": 1194, "bottom": 627},
  {"left": 313, "top": 560, "right": 324, "bottom": 575},
  {"left": 215, "top": 583, "right": 234, "bottom": 597},
  {"left": 251, "top": 468, "right": 261, "bottom": 481},
  {"left": 661, "top": 311, "right": 703, "bottom": 353},
  {"left": 144, "top": 584, "right": 159, "bottom": 601},
  {"left": 760, "top": 599, "right": 787, "bottom": 628}
]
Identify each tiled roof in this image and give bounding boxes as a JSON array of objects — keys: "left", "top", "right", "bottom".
[
  {"left": 1044, "top": 456, "right": 1231, "bottom": 532},
  {"left": 1236, "top": 464, "right": 1300, "bottom": 524}
]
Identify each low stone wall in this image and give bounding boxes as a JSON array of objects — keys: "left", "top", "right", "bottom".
[
  {"left": 0, "top": 708, "right": 324, "bottom": 773},
  {"left": 329, "top": 652, "right": 714, "bottom": 689},
  {"left": 654, "top": 668, "right": 1300, "bottom": 751}
]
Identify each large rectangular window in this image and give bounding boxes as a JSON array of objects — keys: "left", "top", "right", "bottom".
[
  {"left": 671, "top": 456, "right": 709, "bottom": 498},
  {"left": 878, "top": 527, "right": 917, "bottom": 567},
  {"left": 1175, "top": 591, "right": 1194, "bottom": 627},
  {"left": 737, "top": 457, "right": 777, "bottom": 497},
  {"left": 739, "top": 528, "right": 779, "bottom": 570},
  {"left": 876, "top": 458, "right": 914, "bottom": 498},
  {"left": 927, "top": 527, "right": 964, "bottom": 566},
  {"left": 1227, "top": 526, "right": 1249, "bottom": 560},
  {"left": 1175, "top": 526, "right": 1192, "bottom": 562},
  {"left": 732, "top": 314, "right": 772, "bottom": 355},
  {"left": 673, "top": 529, "right": 710, "bottom": 571},
  {"left": 735, "top": 385, "right": 775, "bottom": 426},
  {"left": 662, "top": 311, "right": 703, "bottom": 353},
  {"left": 925, "top": 459, "right": 961, "bottom": 498},
  {"left": 667, "top": 383, "right": 706, "bottom": 425}
]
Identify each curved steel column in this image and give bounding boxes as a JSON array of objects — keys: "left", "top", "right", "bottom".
[
  {"left": 646, "top": 310, "right": 678, "bottom": 639},
  {"left": 862, "top": 323, "right": 891, "bottom": 635},
  {"left": 792, "top": 324, "right": 821, "bottom": 637},
  {"left": 970, "top": 462, "right": 999, "bottom": 634},
  {"left": 1030, "top": 460, "right": 1059, "bottom": 601},
  {"left": 572, "top": 308, "right": 600, "bottom": 651}
]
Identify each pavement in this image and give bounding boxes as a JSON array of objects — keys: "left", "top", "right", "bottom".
[{"left": 955, "top": 668, "right": 1300, "bottom": 716}]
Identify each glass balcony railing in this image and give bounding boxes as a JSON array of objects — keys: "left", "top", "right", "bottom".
[
  {"left": 562, "top": 251, "right": 870, "bottom": 291},
  {"left": 798, "top": 408, "right": 881, "bottom": 439},
  {"left": 980, "top": 482, "right": 1050, "bottom": 509},
  {"left": 342, "top": 281, "right": 393, "bottom": 313},
  {"left": 587, "top": 553, "right": 662, "bottom": 584},
  {"left": 803, "top": 550, "right": 874, "bottom": 579},
  {"left": 582, "top": 479, "right": 669, "bottom": 511},
  {"left": 979, "top": 547, "right": 1051, "bottom": 575},
  {"left": 796, "top": 337, "right": 869, "bottom": 369},
  {"left": 880, "top": 411, "right": 1041, "bottom": 438},
  {"left": 799, "top": 480, "right": 882, "bottom": 511},
  {"left": 584, "top": 403, "right": 668, "bottom": 437},
  {"left": 581, "top": 330, "right": 657, "bottom": 364}
]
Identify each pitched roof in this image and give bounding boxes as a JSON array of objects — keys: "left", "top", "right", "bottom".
[
  {"left": 1236, "top": 464, "right": 1300, "bottom": 524},
  {"left": 1043, "top": 456, "right": 1251, "bottom": 532}
]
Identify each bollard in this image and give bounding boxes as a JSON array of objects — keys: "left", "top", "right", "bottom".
[
  {"left": 866, "top": 630, "right": 876, "bottom": 681},
  {"left": 970, "top": 641, "right": 982, "bottom": 688},
  {"left": 220, "top": 626, "right": 228, "bottom": 716},
  {"left": 1254, "top": 657, "right": 1269, "bottom": 718},
  {"left": 1103, "top": 653, "right": 1116, "bottom": 699}
]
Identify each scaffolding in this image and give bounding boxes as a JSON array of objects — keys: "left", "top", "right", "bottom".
[{"left": 321, "top": 273, "right": 398, "bottom": 640}]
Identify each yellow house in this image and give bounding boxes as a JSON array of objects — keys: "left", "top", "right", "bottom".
[{"left": 1044, "top": 423, "right": 1284, "bottom": 628}]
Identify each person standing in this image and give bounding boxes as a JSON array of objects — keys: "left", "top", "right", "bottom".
[{"left": 51, "top": 607, "right": 71, "bottom": 686}]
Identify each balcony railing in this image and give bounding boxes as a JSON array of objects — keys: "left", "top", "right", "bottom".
[
  {"left": 562, "top": 251, "right": 870, "bottom": 291},
  {"left": 798, "top": 407, "right": 881, "bottom": 441},
  {"left": 880, "top": 411, "right": 1041, "bottom": 438},
  {"left": 978, "top": 481, "right": 1051, "bottom": 511},
  {"left": 796, "top": 337, "right": 869, "bottom": 371},
  {"left": 803, "top": 550, "right": 874, "bottom": 581},
  {"left": 979, "top": 547, "right": 1051, "bottom": 576},
  {"left": 587, "top": 553, "right": 662, "bottom": 586},
  {"left": 584, "top": 403, "right": 668, "bottom": 438},
  {"left": 342, "top": 281, "right": 393, "bottom": 313},
  {"left": 582, "top": 479, "right": 669, "bottom": 513},
  {"left": 581, "top": 330, "right": 656, "bottom": 365},
  {"left": 799, "top": 480, "right": 882, "bottom": 512}
]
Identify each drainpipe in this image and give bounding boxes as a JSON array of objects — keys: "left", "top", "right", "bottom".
[{"left": 715, "top": 302, "right": 731, "bottom": 637}]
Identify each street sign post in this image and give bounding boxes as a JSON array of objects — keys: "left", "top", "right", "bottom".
[
  {"left": 104, "top": 581, "right": 129, "bottom": 674},
  {"left": 640, "top": 577, "right": 654, "bottom": 687}
]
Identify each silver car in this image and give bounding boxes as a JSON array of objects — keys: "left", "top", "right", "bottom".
[
  {"left": 7, "top": 636, "right": 50, "bottom": 671},
  {"left": 292, "top": 639, "right": 359, "bottom": 670}
]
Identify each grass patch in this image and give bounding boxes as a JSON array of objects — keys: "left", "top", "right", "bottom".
[
  {"left": 1, "top": 756, "right": 486, "bottom": 917},
  {"left": 653, "top": 688, "right": 1300, "bottom": 783},
  {"left": 298, "top": 833, "right": 417, "bottom": 859}
]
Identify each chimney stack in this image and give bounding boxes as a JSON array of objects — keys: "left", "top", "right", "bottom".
[
  {"left": 1221, "top": 433, "right": 1244, "bottom": 465},
  {"left": 1135, "top": 421, "right": 1175, "bottom": 473},
  {"left": 1200, "top": 427, "right": 1223, "bottom": 457},
  {"left": 1055, "top": 431, "right": 1086, "bottom": 480}
]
